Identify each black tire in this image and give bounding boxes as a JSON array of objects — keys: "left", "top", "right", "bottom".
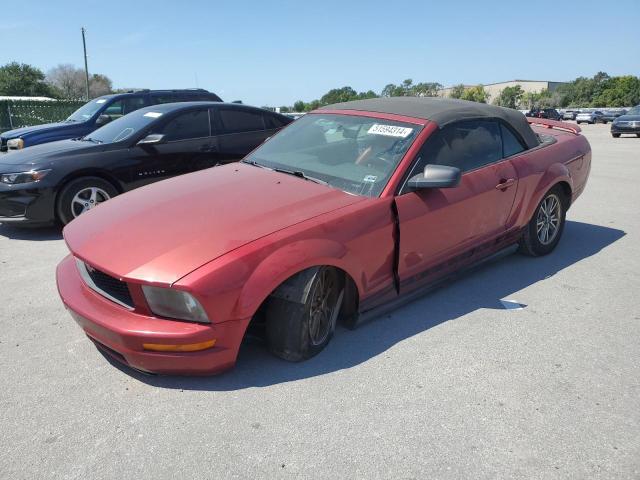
[
  {"left": 266, "top": 267, "right": 342, "bottom": 362},
  {"left": 636, "top": 134, "right": 640, "bottom": 138},
  {"left": 518, "top": 185, "right": 567, "bottom": 257},
  {"left": 56, "top": 176, "right": 118, "bottom": 225},
  {"left": 612, "top": 133, "right": 621, "bottom": 138}
]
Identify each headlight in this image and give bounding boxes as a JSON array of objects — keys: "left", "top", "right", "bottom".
[
  {"left": 142, "top": 285, "right": 210, "bottom": 323},
  {"left": 0, "top": 169, "right": 51, "bottom": 185},
  {"left": 6, "top": 138, "right": 24, "bottom": 149}
]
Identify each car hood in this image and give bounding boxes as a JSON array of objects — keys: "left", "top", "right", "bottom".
[
  {"left": 615, "top": 115, "right": 640, "bottom": 121},
  {"left": 0, "top": 139, "right": 97, "bottom": 170},
  {"left": 64, "top": 163, "right": 366, "bottom": 285},
  {"left": 0, "top": 121, "right": 78, "bottom": 139}
]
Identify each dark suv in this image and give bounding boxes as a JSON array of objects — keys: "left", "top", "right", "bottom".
[
  {"left": 0, "top": 89, "right": 222, "bottom": 152},
  {"left": 526, "top": 108, "right": 562, "bottom": 121}
]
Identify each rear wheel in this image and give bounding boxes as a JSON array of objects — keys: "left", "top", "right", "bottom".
[
  {"left": 56, "top": 177, "right": 118, "bottom": 225},
  {"left": 612, "top": 133, "right": 621, "bottom": 138},
  {"left": 519, "top": 186, "right": 567, "bottom": 257},
  {"left": 636, "top": 134, "right": 640, "bottom": 138},
  {"left": 266, "top": 267, "right": 343, "bottom": 361}
]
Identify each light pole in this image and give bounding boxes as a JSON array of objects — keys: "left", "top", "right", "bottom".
[{"left": 81, "top": 27, "right": 90, "bottom": 100}]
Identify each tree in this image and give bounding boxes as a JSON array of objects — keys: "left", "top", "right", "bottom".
[
  {"left": 0, "top": 62, "right": 56, "bottom": 97},
  {"left": 46, "top": 64, "right": 113, "bottom": 99},
  {"left": 448, "top": 84, "right": 466, "bottom": 99},
  {"left": 320, "top": 86, "right": 359, "bottom": 105},
  {"left": 494, "top": 85, "right": 524, "bottom": 109},
  {"left": 460, "top": 85, "right": 488, "bottom": 103},
  {"left": 293, "top": 100, "right": 305, "bottom": 112},
  {"left": 89, "top": 73, "right": 112, "bottom": 98},
  {"left": 593, "top": 75, "right": 640, "bottom": 107},
  {"left": 279, "top": 106, "right": 290, "bottom": 113},
  {"left": 412, "top": 82, "right": 442, "bottom": 97}
]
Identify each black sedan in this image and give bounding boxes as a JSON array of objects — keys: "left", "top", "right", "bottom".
[
  {"left": 611, "top": 105, "right": 640, "bottom": 138},
  {"left": 0, "top": 102, "right": 292, "bottom": 225}
]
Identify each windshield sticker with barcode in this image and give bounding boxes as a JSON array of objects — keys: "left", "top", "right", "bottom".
[
  {"left": 96, "top": 99, "right": 107, "bottom": 104},
  {"left": 143, "top": 112, "right": 163, "bottom": 118},
  {"left": 368, "top": 124, "right": 413, "bottom": 138}
]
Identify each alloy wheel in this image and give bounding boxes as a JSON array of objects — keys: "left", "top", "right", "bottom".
[
  {"left": 308, "top": 269, "right": 337, "bottom": 346},
  {"left": 536, "top": 193, "right": 562, "bottom": 245},
  {"left": 71, "top": 186, "right": 111, "bottom": 218}
]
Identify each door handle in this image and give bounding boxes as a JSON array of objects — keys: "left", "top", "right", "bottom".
[
  {"left": 495, "top": 178, "right": 516, "bottom": 190},
  {"left": 199, "top": 145, "right": 210, "bottom": 152}
]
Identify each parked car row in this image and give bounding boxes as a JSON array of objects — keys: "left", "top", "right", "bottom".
[{"left": 0, "top": 93, "right": 595, "bottom": 375}]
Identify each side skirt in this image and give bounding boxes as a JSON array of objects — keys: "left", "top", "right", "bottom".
[{"left": 353, "top": 243, "right": 519, "bottom": 328}]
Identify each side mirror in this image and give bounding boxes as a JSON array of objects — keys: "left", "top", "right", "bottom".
[
  {"left": 407, "top": 164, "right": 461, "bottom": 190},
  {"left": 95, "top": 114, "right": 112, "bottom": 127},
  {"left": 136, "top": 133, "right": 166, "bottom": 146}
]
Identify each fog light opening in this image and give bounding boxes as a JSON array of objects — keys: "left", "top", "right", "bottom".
[{"left": 143, "top": 339, "right": 216, "bottom": 352}]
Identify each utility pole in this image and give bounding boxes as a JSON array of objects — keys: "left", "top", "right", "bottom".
[{"left": 81, "top": 27, "right": 90, "bottom": 101}]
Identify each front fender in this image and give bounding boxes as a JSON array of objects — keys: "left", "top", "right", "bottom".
[{"left": 233, "top": 239, "right": 361, "bottom": 319}]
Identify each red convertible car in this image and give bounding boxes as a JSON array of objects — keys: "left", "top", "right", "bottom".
[{"left": 56, "top": 98, "right": 591, "bottom": 375}]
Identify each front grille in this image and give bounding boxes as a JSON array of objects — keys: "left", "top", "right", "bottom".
[{"left": 77, "top": 259, "right": 134, "bottom": 309}]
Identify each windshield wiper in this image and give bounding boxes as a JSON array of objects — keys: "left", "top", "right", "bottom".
[
  {"left": 243, "top": 159, "right": 271, "bottom": 170},
  {"left": 81, "top": 137, "right": 102, "bottom": 144},
  {"left": 273, "top": 167, "right": 328, "bottom": 185}
]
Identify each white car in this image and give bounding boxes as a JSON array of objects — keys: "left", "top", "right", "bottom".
[{"left": 576, "top": 111, "right": 604, "bottom": 124}]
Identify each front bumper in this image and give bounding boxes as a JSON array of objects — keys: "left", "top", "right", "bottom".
[
  {"left": 0, "top": 183, "right": 56, "bottom": 225},
  {"left": 611, "top": 122, "right": 640, "bottom": 134},
  {"left": 56, "top": 254, "right": 250, "bottom": 375}
]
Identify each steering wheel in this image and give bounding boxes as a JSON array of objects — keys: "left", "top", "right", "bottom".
[{"left": 367, "top": 155, "right": 395, "bottom": 169}]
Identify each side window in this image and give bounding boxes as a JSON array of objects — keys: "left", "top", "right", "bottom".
[
  {"left": 156, "top": 109, "right": 210, "bottom": 141},
  {"left": 264, "top": 113, "right": 290, "bottom": 129},
  {"left": 500, "top": 123, "right": 526, "bottom": 157},
  {"left": 103, "top": 97, "right": 146, "bottom": 118},
  {"left": 151, "top": 94, "right": 180, "bottom": 105},
  {"left": 418, "top": 120, "right": 502, "bottom": 173},
  {"left": 219, "top": 109, "right": 265, "bottom": 133}
]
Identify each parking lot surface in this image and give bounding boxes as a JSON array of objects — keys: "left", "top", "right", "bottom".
[{"left": 0, "top": 124, "right": 638, "bottom": 479}]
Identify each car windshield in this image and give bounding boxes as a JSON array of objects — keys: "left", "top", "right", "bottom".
[
  {"left": 66, "top": 98, "right": 109, "bottom": 122},
  {"left": 626, "top": 106, "right": 640, "bottom": 115},
  {"left": 84, "top": 108, "right": 163, "bottom": 144},
  {"left": 243, "top": 113, "right": 422, "bottom": 197}
]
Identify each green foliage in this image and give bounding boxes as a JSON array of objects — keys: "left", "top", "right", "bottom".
[
  {"left": 592, "top": 76, "right": 640, "bottom": 107},
  {"left": 460, "top": 85, "right": 488, "bottom": 103},
  {"left": 494, "top": 85, "right": 524, "bottom": 109},
  {"left": 382, "top": 79, "right": 442, "bottom": 97},
  {"left": 0, "top": 62, "right": 58, "bottom": 98},
  {"left": 448, "top": 84, "right": 466, "bottom": 99},
  {"left": 293, "top": 100, "right": 305, "bottom": 112}
]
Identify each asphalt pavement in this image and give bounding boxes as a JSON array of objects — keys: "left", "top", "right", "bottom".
[{"left": 0, "top": 123, "right": 638, "bottom": 479}]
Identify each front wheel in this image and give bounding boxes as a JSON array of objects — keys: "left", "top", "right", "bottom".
[
  {"left": 612, "top": 133, "right": 621, "bottom": 138},
  {"left": 266, "top": 267, "right": 343, "bottom": 361},
  {"left": 519, "top": 186, "right": 567, "bottom": 256},
  {"left": 56, "top": 177, "right": 118, "bottom": 225}
]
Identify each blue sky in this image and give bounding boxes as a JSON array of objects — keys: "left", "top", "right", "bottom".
[{"left": 2, "top": 0, "right": 639, "bottom": 106}]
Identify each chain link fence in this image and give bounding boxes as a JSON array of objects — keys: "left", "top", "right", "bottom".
[{"left": 0, "top": 100, "right": 85, "bottom": 133}]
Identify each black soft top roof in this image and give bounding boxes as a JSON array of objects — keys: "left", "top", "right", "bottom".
[{"left": 321, "top": 97, "right": 539, "bottom": 149}]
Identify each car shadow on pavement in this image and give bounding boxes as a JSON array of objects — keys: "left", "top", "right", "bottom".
[
  {"left": 105, "top": 220, "right": 625, "bottom": 391},
  {"left": 0, "top": 224, "right": 62, "bottom": 241}
]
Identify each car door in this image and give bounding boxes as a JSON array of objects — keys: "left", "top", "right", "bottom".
[
  {"left": 127, "top": 107, "right": 213, "bottom": 188},
  {"left": 214, "top": 107, "right": 273, "bottom": 164},
  {"left": 394, "top": 120, "right": 520, "bottom": 294}
]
